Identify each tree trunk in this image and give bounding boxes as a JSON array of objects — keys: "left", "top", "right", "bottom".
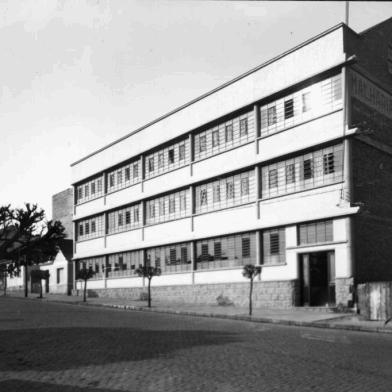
[
  {"left": 39, "top": 280, "right": 43, "bottom": 299},
  {"left": 249, "top": 278, "right": 253, "bottom": 316},
  {"left": 83, "top": 279, "right": 87, "bottom": 302},
  {"left": 3, "top": 273, "right": 7, "bottom": 296},
  {"left": 24, "top": 266, "right": 28, "bottom": 298},
  {"left": 148, "top": 278, "right": 151, "bottom": 308}
]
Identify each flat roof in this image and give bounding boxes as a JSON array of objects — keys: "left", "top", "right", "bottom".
[{"left": 71, "top": 22, "right": 346, "bottom": 167}]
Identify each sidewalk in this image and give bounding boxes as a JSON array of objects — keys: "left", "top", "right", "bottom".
[{"left": 8, "top": 292, "right": 392, "bottom": 334}]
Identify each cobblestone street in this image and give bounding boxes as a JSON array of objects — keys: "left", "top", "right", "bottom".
[{"left": 1, "top": 297, "right": 392, "bottom": 391}]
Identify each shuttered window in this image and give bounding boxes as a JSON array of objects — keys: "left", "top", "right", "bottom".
[{"left": 262, "top": 228, "right": 285, "bottom": 265}]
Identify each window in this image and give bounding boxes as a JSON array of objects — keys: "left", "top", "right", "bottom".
[
  {"left": 303, "top": 159, "right": 313, "bottom": 180},
  {"left": 212, "top": 130, "right": 220, "bottom": 147},
  {"left": 169, "top": 198, "right": 176, "bottom": 214},
  {"left": 134, "top": 207, "right": 139, "bottom": 222},
  {"left": 78, "top": 187, "right": 83, "bottom": 200},
  {"left": 284, "top": 99, "right": 294, "bottom": 119},
  {"left": 170, "top": 248, "right": 176, "bottom": 264},
  {"left": 267, "top": 106, "right": 277, "bottom": 126},
  {"left": 269, "top": 233, "right": 279, "bottom": 254},
  {"left": 118, "top": 213, "right": 123, "bottom": 226},
  {"left": 179, "top": 144, "right": 185, "bottom": 161},
  {"left": 269, "top": 169, "right": 278, "bottom": 188},
  {"left": 240, "top": 118, "right": 248, "bottom": 136},
  {"left": 225, "top": 124, "right": 233, "bottom": 142},
  {"left": 226, "top": 182, "right": 234, "bottom": 199},
  {"left": 149, "top": 204, "right": 155, "bottom": 219},
  {"left": 125, "top": 211, "right": 131, "bottom": 225},
  {"left": 323, "top": 153, "right": 334, "bottom": 175},
  {"left": 79, "top": 224, "right": 84, "bottom": 236},
  {"left": 109, "top": 174, "right": 114, "bottom": 187},
  {"left": 180, "top": 194, "right": 186, "bottom": 211},
  {"left": 241, "top": 177, "right": 249, "bottom": 196},
  {"left": 125, "top": 167, "right": 130, "bottom": 181},
  {"left": 213, "top": 184, "right": 221, "bottom": 202},
  {"left": 214, "top": 242, "right": 222, "bottom": 259},
  {"left": 199, "top": 135, "right": 206, "bottom": 152},
  {"left": 299, "top": 220, "right": 333, "bottom": 245},
  {"left": 201, "top": 244, "right": 209, "bottom": 262},
  {"left": 97, "top": 179, "right": 102, "bottom": 193},
  {"left": 85, "top": 222, "right": 90, "bottom": 235},
  {"left": 117, "top": 170, "right": 122, "bottom": 184},
  {"left": 200, "top": 189, "right": 208, "bottom": 206},
  {"left": 285, "top": 164, "right": 295, "bottom": 184},
  {"left": 133, "top": 163, "right": 139, "bottom": 178},
  {"left": 242, "top": 237, "right": 251, "bottom": 258},
  {"left": 85, "top": 184, "right": 89, "bottom": 198},
  {"left": 180, "top": 247, "right": 188, "bottom": 263},
  {"left": 158, "top": 153, "right": 164, "bottom": 168},
  {"left": 56, "top": 268, "right": 63, "bottom": 284},
  {"left": 302, "top": 92, "right": 311, "bottom": 113},
  {"left": 91, "top": 182, "right": 96, "bottom": 195},
  {"left": 148, "top": 157, "right": 154, "bottom": 172},
  {"left": 159, "top": 200, "right": 165, "bottom": 216},
  {"left": 168, "top": 149, "right": 175, "bottom": 164},
  {"left": 91, "top": 220, "right": 96, "bottom": 233},
  {"left": 332, "top": 76, "right": 342, "bottom": 101}
]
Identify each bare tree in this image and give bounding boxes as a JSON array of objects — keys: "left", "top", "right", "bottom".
[
  {"left": 242, "top": 264, "right": 262, "bottom": 316},
  {"left": 135, "top": 264, "right": 161, "bottom": 308},
  {"left": 76, "top": 267, "right": 95, "bottom": 302}
]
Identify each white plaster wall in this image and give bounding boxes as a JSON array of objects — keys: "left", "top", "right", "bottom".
[
  {"left": 75, "top": 237, "right": 105, "bottom": 258},
  {"left": 75, "top": 197, "right": 105, "bottom": 220},
  {"left": 261, "top": 261, "right": 297, "bottom": 281},
  {"left": 77, "top": 279, "right": 105, "bottom": 290},
  {"left": 106, "top": 230, "right": 143, "bottom": 253},
  {"left": 105, "top": 183, "right": 143, "bottom": 211},
  {"left": 193, "top": 204, "right": 257, "bottom": 239},
  {"left": 151, "top": 273, "right": 193, "bottom": 286},
  {"left": 106, "top": 276, "right": 143, "bottom": 288},
  {"left": 143, "top": 218, "right": 192, "bottom": 246},
  {"left": 72, "top": 28, "right": 344, "bottom": 183},
  {"left": 194, "top": 268, "right": 247, "bottom": 284},
  {"left": 257, "top": 110, "right": 343, "bottom": 162}
]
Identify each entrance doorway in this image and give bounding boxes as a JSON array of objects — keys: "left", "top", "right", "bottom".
[{"left": 299, "top": 251, "right": 335, "bottom": 306}]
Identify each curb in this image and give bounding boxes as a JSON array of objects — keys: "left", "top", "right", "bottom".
[{"left": 4, "top": 295, "right": 392, "bottom": 334}]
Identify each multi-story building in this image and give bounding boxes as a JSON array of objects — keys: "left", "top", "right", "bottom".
[{"left": 72, "top": 18, "right": 392, "bottom": 308}]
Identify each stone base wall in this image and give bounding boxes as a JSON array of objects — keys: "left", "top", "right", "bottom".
[
  {"left": 335, "top": 277, "right": 354, "bottom": 307},
  {"left": 77, "top": 280, "right": 300, "bottom": 309}
]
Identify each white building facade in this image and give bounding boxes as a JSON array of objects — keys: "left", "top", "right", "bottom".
[{"left": 72, "top": 19, "right": 392, "bottom": 308}]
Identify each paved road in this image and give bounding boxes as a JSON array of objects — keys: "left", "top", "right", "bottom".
[{"left": 0, "top": 297, "right": 391, "bottom": 392}]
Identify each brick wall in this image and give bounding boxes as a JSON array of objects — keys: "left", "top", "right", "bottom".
[
  {"left": 52, "top": 188, "right": 74, "bottom": 239},
  {"left": 80, "top": 280, "right": 300, "bottom": 309}
]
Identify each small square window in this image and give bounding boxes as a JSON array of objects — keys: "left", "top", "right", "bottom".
[
  {"left": 241, "top": 177, "right": 249, "bottom": 196},
  {"left": 200, "top": 188, "right": 208, "bottom": 206},
  {"left": 148, "top": 157, "right": 154, "bottom": 172},
  {"left": 199, "top": 135, "right": 207, "bottom": 153},
  {"left": 212, "top": 130, "right": 220, "bottom": 147},
  {"left": 268, "top": 169, "right": 278, "bottom": 188},
  {"left": 267, "top": 106, "right": 277, "bottom": 126},
  {"left": 240, "top": 118, "right": 248, "bottom": 136},
  {"left": 125, "top": 167, "right": 130, "bottom": 181},
  {"left": 225, "top": 124, "right": 233, "bottom": 142},
  {"left": 284, "top": 99, "right": 294, "bottom": 119},
  {"left": 226, "top": 182, "right": 234, "bottom": 199},
  {"left": 269, "top": 233, "right": 279, "bottom": 254},
  {"left": 303, "top": 159, "right": 313, "bottom": 180},
  {"left": 179, "top": 144, "right": 185, "bottom": 161},
  {"left": 323, "top": 153, "right": 335, "bottom": 175},
  {"left": 168, "top": 149, "right": 175, "bottom": 164}
]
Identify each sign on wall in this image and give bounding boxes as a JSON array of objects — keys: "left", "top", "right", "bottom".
[{"left": 349, "top": 70, "right": 392, "bottom": 121}]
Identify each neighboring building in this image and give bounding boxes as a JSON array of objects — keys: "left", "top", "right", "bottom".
[
  {"left": 53, "top": 188, "right": 74, "bottom": 239},
  {"left": 72, "top": 18, "right": 392, "bottom": 308}
]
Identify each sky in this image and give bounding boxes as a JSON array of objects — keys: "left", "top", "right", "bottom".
[{"left": 1, "top": 0, "right": 392, "bottom": 219}]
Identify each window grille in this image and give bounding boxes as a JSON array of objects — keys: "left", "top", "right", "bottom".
[
  {"left": 77, "top": 215, "right": 104, "bottom": 241},
  {"left": 260, "top": 73, "right": 343, "bottom": 138},
  {"left": 146, "top": 242, "right": 191, "bottom": 274},
  {"left": 298, "top": 220, "right": 333, "bottom": 245},
  {"left": 107, "top": 250, "right": 143, "bottom": 278},
  {"left": 144, "top": 138, "right": 189, "bottom": 179},
  {"left": 261, "top": 144, "right": 343, "bottom": 199},
  {"left": 196, "top": 232, "right": 255, "bottom": 270},
  {"left": 262, "top": 228, "right": 285, "bottom": 265},
  {"left": 145, "top": 189, "right": 190, "bottom": 225},
  {"left": 76, "top": 175, "right": 104, "bottom": 204},
  {"left": 107, "top": 159, "right": 141, "bottom": 194},
  {"left": 195, "top": 169, "right": 255, "bottom": 214},
  {"left": 194, "top": 111, "right": 254, "bottom": 161},
  {"left": 107, "top": 203, "right": 142, "bottom": 235}
]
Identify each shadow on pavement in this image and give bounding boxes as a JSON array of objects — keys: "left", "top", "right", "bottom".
[
  {"left": 0, "top": 327, "right": 239, "bottom": 371},
  {"left": 0, "top": 379, "right": 122, "bottom": 392}
]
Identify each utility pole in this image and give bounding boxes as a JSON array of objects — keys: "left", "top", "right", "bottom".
[{"left": 345, "top": 1, "right": 349, "bottom": 26}]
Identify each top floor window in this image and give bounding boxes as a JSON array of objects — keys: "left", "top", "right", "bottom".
[
  {"left": 76, "top": 176, "right": 104, "bottom": 205},
  {"left": 107, "top": 158, "right": 141, "bottom": 194}
]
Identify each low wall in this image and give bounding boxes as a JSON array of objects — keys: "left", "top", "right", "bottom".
[
  {"left": 75, "top": 280, "right": 300, "bottom": 309},
  {"left": 358, "top": 282, "right": 392, "bottom": 320}
]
